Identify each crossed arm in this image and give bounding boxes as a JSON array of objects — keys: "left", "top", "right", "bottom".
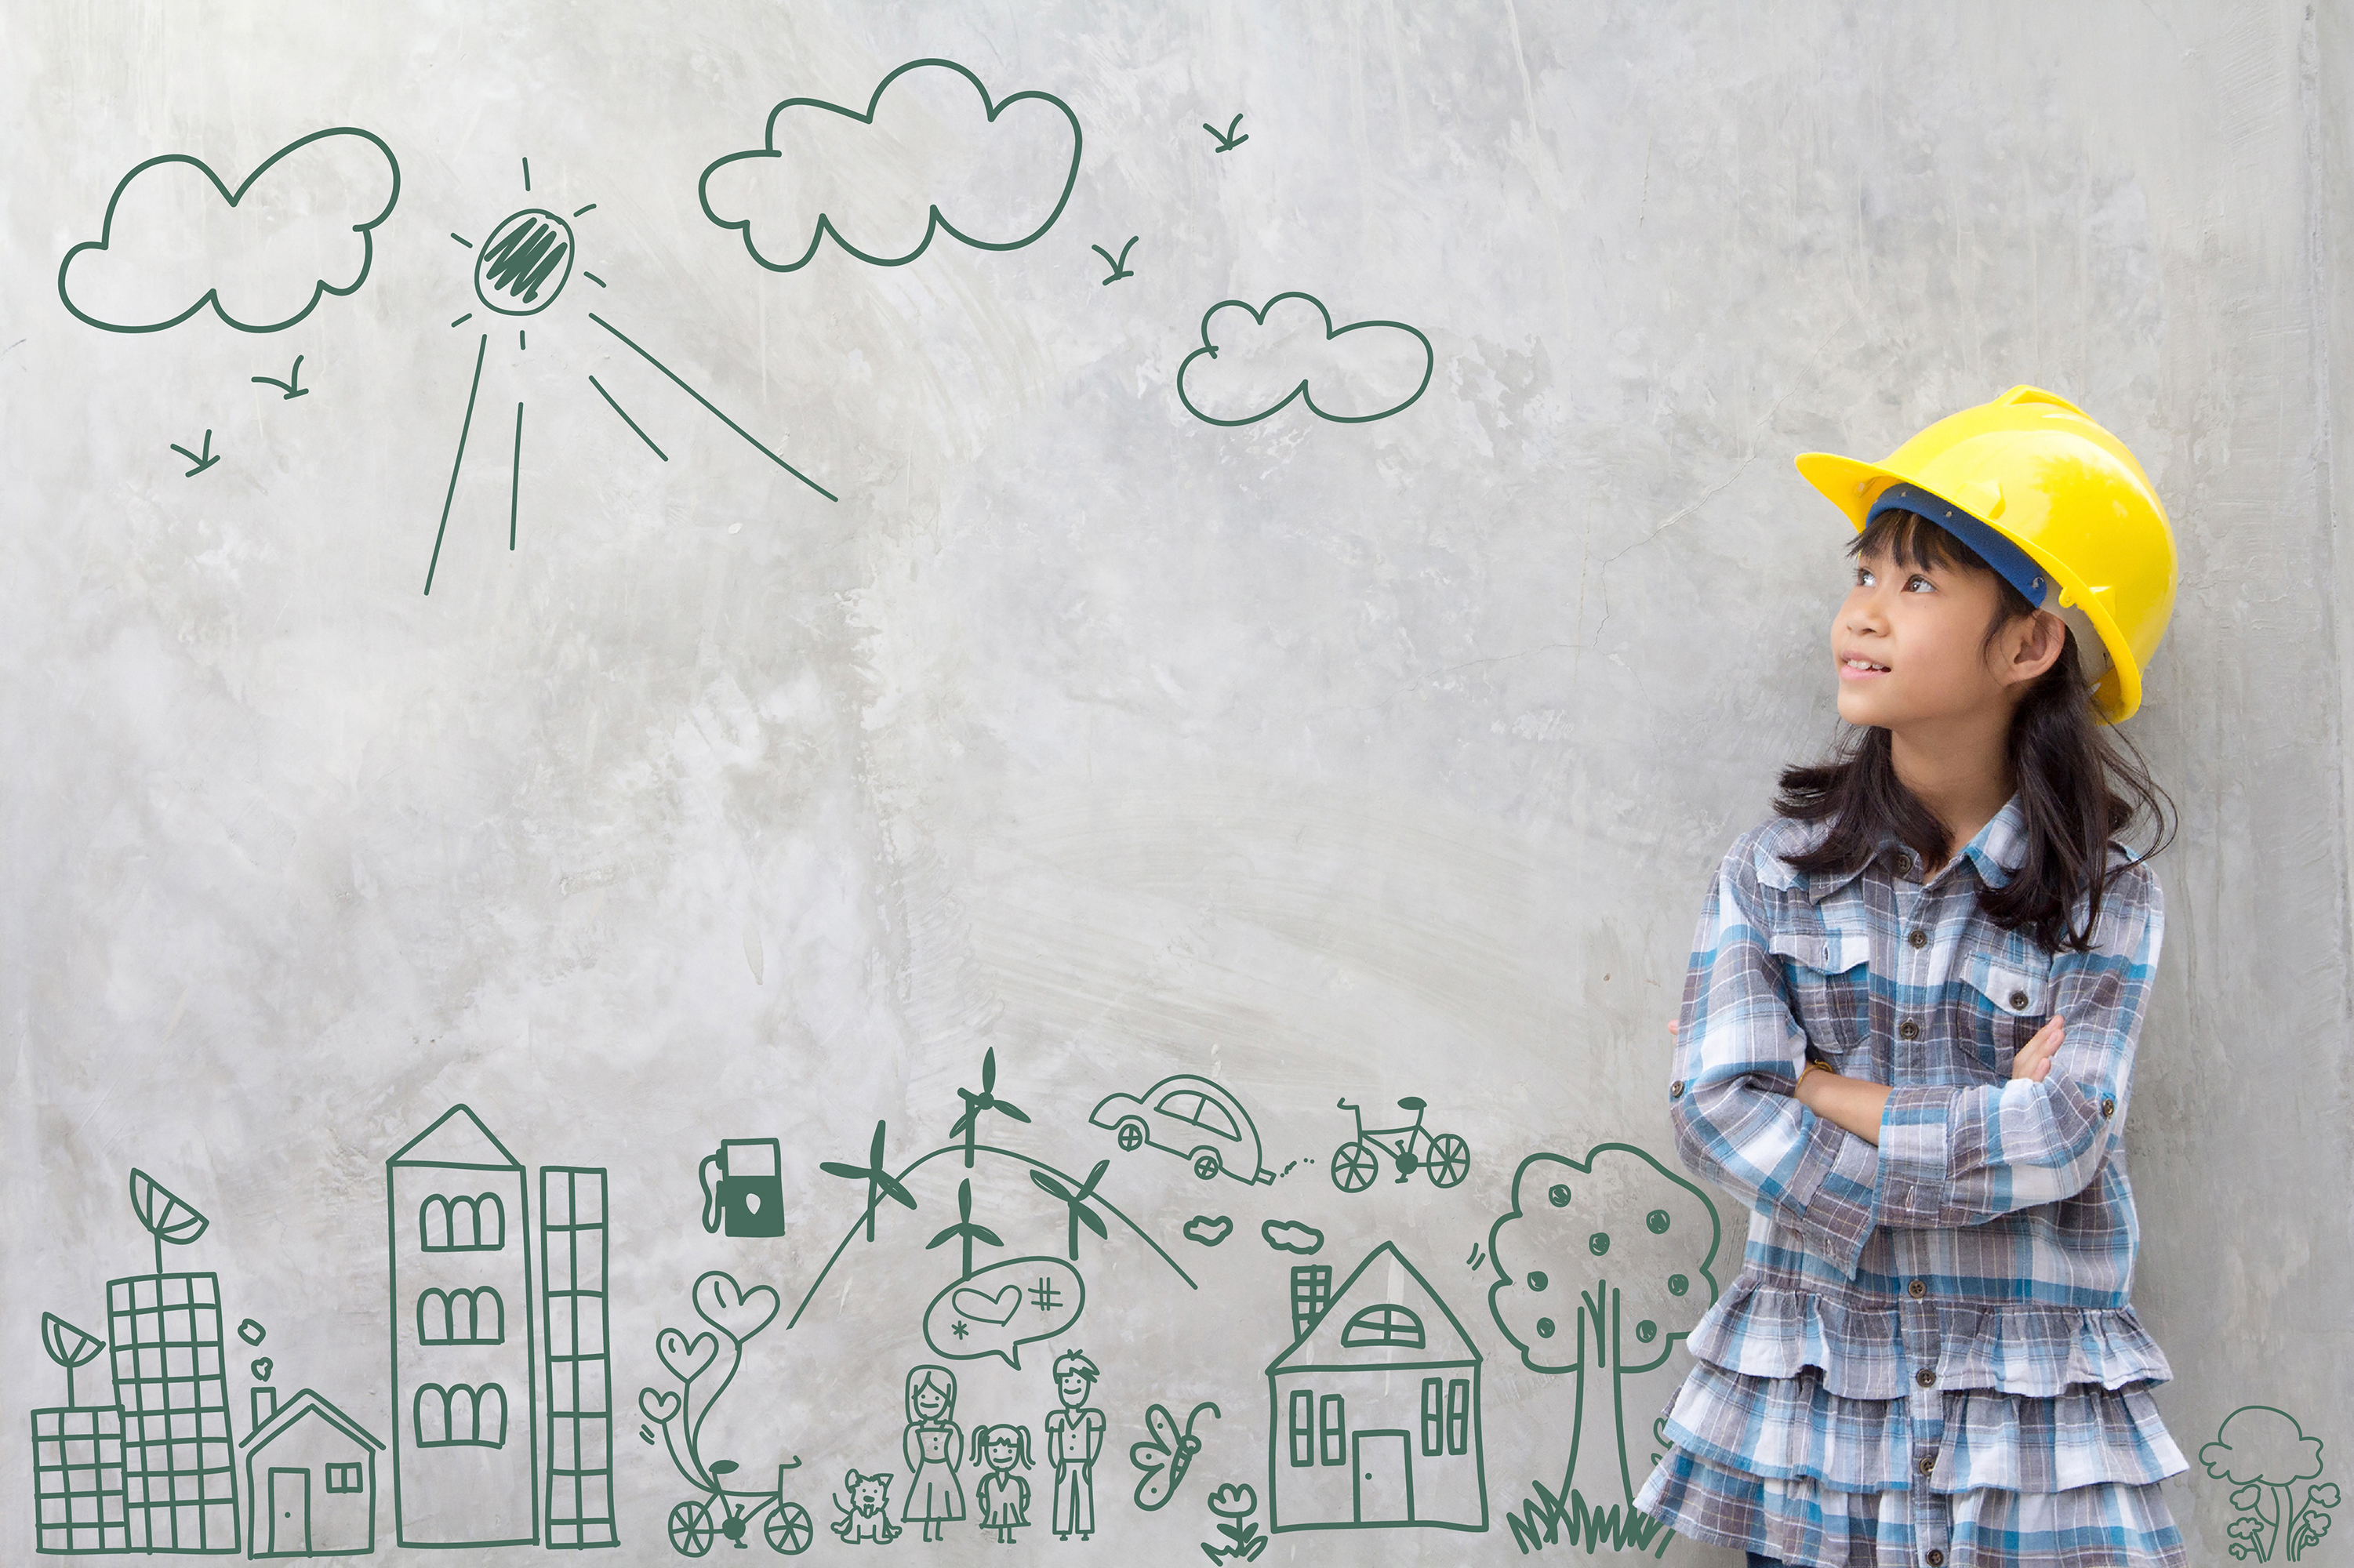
[{"left": 1790, "top": 1014, "right": 2062, "bottom": 1143}]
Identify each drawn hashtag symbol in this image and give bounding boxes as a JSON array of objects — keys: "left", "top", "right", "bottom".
[{"left": 1030, "top": 1277, "right": 1062, "bottom": 1313}]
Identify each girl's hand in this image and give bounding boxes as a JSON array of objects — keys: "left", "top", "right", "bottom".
[{"left": 2011, "top": 1014, "right": 2065, "bottom": 1082}]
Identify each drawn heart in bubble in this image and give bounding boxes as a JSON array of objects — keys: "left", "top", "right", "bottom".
[
  {"left": 693, "top": 1270, "right": 780, "bottom": 1343},
  {"left": 250, "top": 1358, "right": 273, "bottom": 1383},
  {"left": 657, "top": 1328, "right": 720, "bottom": 1384},
  {"left": 639, "top": 1388, "right": 682, "bottom": 1425},
  {"left": 952, "top": 1286, "right": 1023, "bottom": 1327}
]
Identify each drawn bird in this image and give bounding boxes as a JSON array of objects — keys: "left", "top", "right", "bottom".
[
  {"left": 1030, "top": 1160, "right": 1110, "bottom": 1261},
  {"left": 950, "top": 1047, "right": 1031, "bottom": 1167},
  {"left": 1091, "top": 238, "right": 1139, "bottom": 285},
  {"left": 819, "top": 1120, "right": 917, "bottom": 1243},
  {"left": 1131, "top": 1400, "right": 1220, "bottom": 1511},
  {"left": 925, "top": 1178, "right": 1004, "bottom": 1280},
  {"left": 169, "top": 430, "right": 220, "bottom": 478},
  {"left": 251, "top": 354, "right": 309, "bottom": 400},
  {"left": 1203, "top": 114, "right": 1249, "bottom": 153}
]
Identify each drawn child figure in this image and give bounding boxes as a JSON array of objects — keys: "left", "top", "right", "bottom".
[
  {"left": 969, "top": 1423, "right": 1034, "bottom": 1545},
  {"left": 1044, "top": 1350, "right": 1105, "bottom": 1541},
  {"left": 901, "top": 1365, "right": 966, "bottom": 1543},
  {"left": 1633, "top": 388, "right": 2194, "bottom": 1567}
]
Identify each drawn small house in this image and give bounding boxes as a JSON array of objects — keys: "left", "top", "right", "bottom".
[
  {"left": 1265, "top": 1242, "right": 1488, "bottom": 1534},
  {"left": 238, "top": 1388, "right": 383, "bottom": 1557}
]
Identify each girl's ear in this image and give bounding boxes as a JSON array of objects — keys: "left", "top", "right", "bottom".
[{"left": 1998, "top": 608, "right": 2068, "bottom": 690}]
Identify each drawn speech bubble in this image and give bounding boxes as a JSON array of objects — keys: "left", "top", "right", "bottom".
[{"left": 921, "top": 1256, "right": 1084, "bottom": 1369}]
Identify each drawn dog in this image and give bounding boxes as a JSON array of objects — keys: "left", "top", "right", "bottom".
[{"left": 831, "top": 1470, "right": 899, "bottom": 1544}]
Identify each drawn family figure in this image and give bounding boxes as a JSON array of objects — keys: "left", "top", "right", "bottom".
[
  {"left": 902, "top": 1365, "right": 968, "bottom": 1542},
  {"left": 970, "top": 1423, "right": 1034, "bottom": 1544},
  {"left": 1045, "top": 1350, "right": 1106, "bottom": 1541}
]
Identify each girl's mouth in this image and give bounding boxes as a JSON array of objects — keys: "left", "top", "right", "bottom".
[{"left": 1840, "top": 656, "right": 1891, "bottom": 679}]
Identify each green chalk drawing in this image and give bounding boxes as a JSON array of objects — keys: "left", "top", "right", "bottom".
[
  {"left": 1176, "top": 292, "right": 1433, "bottom": 426},
  {"left": 699, "top": 58, "right": 1081, "bottom": 273},
  {"left": 238, "top": 1319, "right": 266, "bottom": 1346},
  {"left": 1264, "top": 1241, "right": 1488, "bottom": 1535},
  {"left": 39, "top": 1313, "right": 103, "bottom": 1410},
  {"left": 2203, "top": 1407, "right": 2337, "bottom": 1561},
  {"left": 950, "top": 1047, "right": 1032, "bottom": 1168},
  {"left": 251, "top": 1357, "right": 273, "bottom": 1382},
  {"left": 970, "top": 1423, "right": 1035, "bottom": 1544},
  {"left": 1486, "top": 1144, "right": 1721, "bottom": 1556},
  {"left": 59, "top": 128, "right": 399, "bottom": 334},
  {"left": 475, "top": 208, "right": 574, "bottom": 316},
  {"left": 1202, "top": 1480, "right": 1269, "bottom": 1562},
  {"left": 508, "top": 402, "right": 523, "bottom": 551},
  {"left": 30, "top": 1405, "right": 128, "bottom": 1554},
  {"left": 642, "top": 1270, "right": 811, "bottom": 1557},
  {"left": 1202, "top": 114, "right": 1249, "bottom": 153},
  {"left": 819, "top": 1120, "right": 919, "bottom": 1245},
  {"left": 423, "top": 334, "right": 487, "bottom": 595},
  {"left": 251, "top": 354, "right": 308, "bottom": 399},
  {"left": 108, "top": 1263, "right": 244, "bottom": 1550},
  {"left": 589, "top": 373, "right": 668, "bottom": 460},
  {"left": 1046, "top": 1351, "right": 1106, "bottom": 1541},
  {"left": 1261, "top": 1221, "right": 1323, "bottom": 1257},
  {"left": 899, "top": 1366, "right": 966, "bottom": 1542},
  {"left": 926, "top": 1179, "right": 1005, "bottom": 1280},
  {"left": 543, "top": 1167, "right": 618, "bottom": 1549},
  {"left": 1030, "top": 1160, "right": 1111, "bottom": 1262},
  {"left": 170, "top": 429, "right": 220, "bottom": 477},
  {"left": 699, "top": 1138, "right": 786, "bottom": 1238},
  {"left": 921, "top": 1257, "right": 1084, "bottom": 1369},
  {"left": 1184, "top": 1216, "right": 1233, "bottom": 1247},
  {"left": 127, "top": 1168, "right": 210, "bottom": 1277},
  {"left": 589, "top": 314, "right": 836, "bottom": 501},
  {"left": 1091, "top": 238, "right": 1137, "bottom": 285},
  {"left": 1131, "top": 1400, "right": 1219, "bottom": 1511},
  {"left": 827, "top": 1470, "right": 899, "bottom": 1544},
  {"left": 1091, "top": 1073, "right": 1277, "bottom": 1185},
  {"left": 236, "top": 1388, "right": 383, "bottom": 1558},
  {"left": 1329, "top": 1098, "right": 1469, "bottom": 1193}
]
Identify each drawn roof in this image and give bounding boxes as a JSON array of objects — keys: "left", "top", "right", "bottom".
[
  {"left": 1266, "top": 1240, "right": 1482, "bottom": 1374},
  {"left": 387, "top": 1103, "right": 521, "bottom": 1171},
  {"left": 238, "top": 1388, "right": 385, "bottom": 1454}
]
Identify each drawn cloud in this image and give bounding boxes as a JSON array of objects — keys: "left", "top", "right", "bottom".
[
  {"left": 1176, "top": 292, "right": 1433, "bottom": 426},
  {"left": 1260, "top": 1220, "right": 1324, "bottom": 1256},
  {"left": 59, "top": 128, "right": 400, "bottom": 334},
  {"left": 699, "top": 57, "right": 1081, "bottom": 272},
  {"left": 1183, "top": 1215, "right": 1233, "bottom": 1247}
]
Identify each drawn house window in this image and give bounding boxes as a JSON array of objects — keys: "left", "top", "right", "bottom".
[
  {"left": 413, "top": 1383, "right": 508, "bottom": 1449},
  {"left": 420, "top": 1192, "right": 506, "bottom": 1251},
  {"left": 324, "top": 1462, "right": 364, "bottom": 1494},
  {"left": 1317, "top": 1394, "right": 1346, "bottom": 1466},
  {"left": 1445, "top": 1377, "right": 1471, "bottom": 1456},
  {"left": 1288, "top": 1390, "right": 1314, "bottom": 1467},
  {"left": 1289, "top": 1265, "right": 1332, "bottom": 1342},
  {"left": 416, "top": 1287, "right": 506, "bottom": 1345},
  {"left": 1421, "top": 1377, "right": 1444, "bottom": 1455},
  {"left": 1340, "top": 1303, "right": 1426, "bottom": 1349}
]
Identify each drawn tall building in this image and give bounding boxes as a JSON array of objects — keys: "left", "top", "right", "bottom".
[
  {"left": 107, "top": 1271, "right": 242, "bottom": 1552},
  {"left": 30, "top": 1405, "right": 128, "bottom": 1554},
  {"left": 387, "top": 1105, "right": 539, "bottom": 1548},
  {"left": 540, "top": 1166, "right": 616, "bottom": 1549}
]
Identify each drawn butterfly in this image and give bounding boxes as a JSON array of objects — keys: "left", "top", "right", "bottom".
[{"left": 1132, "top": 1399, "right": 1221, "bottom": 1511}]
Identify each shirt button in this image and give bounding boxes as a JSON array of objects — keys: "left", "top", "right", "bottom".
[
  {"left": 2009, "top": 989, "right": 2029, "bottom": 1010},
  {"left": 1917, "top": 1453, "right": 1938, "bottom": 1475},
  {"left": 2102, "top": 1095, "right": 2116, "bottom": 1118},
  {"left": 1898, "top": 1019, "right": 1921, "bottom": 1040},
  {"left": 1915, "top": 1367, "right": 1937, "bottom": 1388},
  {"left": 1907, "top": 1278, "right": 1927, "bottom": 1298},
  {"left": 1907, "top": 928, "right": 1927, "bottom": 949},
  {"left": 1927, "top": 1552, "right": 1946, "bottom": 1566},
  {"left": 1669, "top": 1080, "right": 1685, "bottom": 1099}
]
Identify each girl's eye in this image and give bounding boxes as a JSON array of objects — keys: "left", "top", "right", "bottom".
[
  {"left": 1905, "top": 574, "right": 1934, "bottom": 593},
  {"left": 1855, "top": 567, "right": 1876, "bottom": 586}
]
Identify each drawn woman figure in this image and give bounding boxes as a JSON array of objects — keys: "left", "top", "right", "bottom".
[
  {"left": 1044, "top": 1350, "right": 1105, "bottom": 1541},
  {"left": 969, "top": 1423, "right": 1033, "bottom": 1545},
  {"left": 901, "top": 1364, "right": 966, "bottom": 1542}
]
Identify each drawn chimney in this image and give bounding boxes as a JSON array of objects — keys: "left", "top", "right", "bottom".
[
  {"left": 252, "top": 1387, "right": 277, "bottom": 1428},
  {"left": 1288, "top": 1263, "right": 1334, "bottom": 1343}
]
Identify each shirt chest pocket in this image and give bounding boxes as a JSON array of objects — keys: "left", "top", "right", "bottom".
[
  {"left": 1771, "top": 928, "right": 1872, "bottom": 1057},
  {"left": 1960, "top": 946, "right": 2052, "bottom": 1076}
]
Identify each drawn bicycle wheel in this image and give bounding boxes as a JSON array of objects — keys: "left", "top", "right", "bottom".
[
  {"left": 766, "top": 1501, "right": 814, "bottom": 1555},
  {"left": 1331, "top": 1142, "right": 1379, "bottom": 1192},
  {"left": 668, "top": 1500, "right": 719, "bottom": 1557},
  {"left": 1426, "top": 1133, "right": 1471, "bottom": 1188}
]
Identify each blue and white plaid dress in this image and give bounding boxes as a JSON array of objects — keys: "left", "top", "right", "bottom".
[{"left": 1632, "top": 799, "right": 2188, "bottom": 1568}]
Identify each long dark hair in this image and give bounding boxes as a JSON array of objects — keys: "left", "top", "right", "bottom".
[{"left": 1773, "top": 509, "right": 2175, "bottom": 952}]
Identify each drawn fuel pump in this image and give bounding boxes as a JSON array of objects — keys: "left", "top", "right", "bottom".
[{"left": 701, "top": 1138, "right": 786, "bottom": 1237}]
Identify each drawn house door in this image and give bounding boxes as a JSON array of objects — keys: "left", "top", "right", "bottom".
[
  {"left": 1352, "top": 1431, "right": 1412, "bottom": 1524},
  {"left": 267, "top": 1468, "right": 311, "bottom": 1556}
]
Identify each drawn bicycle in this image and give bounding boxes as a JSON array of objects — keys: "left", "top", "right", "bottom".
[
  {"left": 663, "top": 1458, "right": 812, "bottom": 1557},
  {"left": 645, "top": 1270, "right": 813, "bottom": 1557},
  {"left": 1329, "top": 1097, "right": 1470, "bottom": 1192}
]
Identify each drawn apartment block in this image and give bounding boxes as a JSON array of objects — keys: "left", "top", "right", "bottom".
[
  {"left": 539, "top": 1167, "right": 617, "bottom": 1548},
  {"left": 238, "top": 1388, "right": 383, "bottom": 1557},
  {"left": 108, "top": 1271, "right": 242, "bottom": 1552},
  {"left": 30, "top": 1406, "right": 128, "bottom": 1553},
  {"left": 1265, "top": 1242, "right": 1488, "bottom": 1535},
  {"left": 387, "top": 1105, "right": 539, "bottom": 1548}
]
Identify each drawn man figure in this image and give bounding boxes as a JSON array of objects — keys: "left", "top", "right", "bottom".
[{"left": 1044, "top": 1349, "right": 1105, "bottom": 1541}]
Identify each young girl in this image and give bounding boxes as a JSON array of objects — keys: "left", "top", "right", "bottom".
[
  {"left": 970, "top": 1423, "right": 1034, "bottom": 1544},
  {"left": 901, "top": 1365, "right": 966, "bottom": 1542},
  {"left": 1633, "top": 387, "right": 2190, "bottom": 1568}
]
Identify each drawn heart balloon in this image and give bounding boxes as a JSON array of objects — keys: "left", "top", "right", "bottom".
[
  {"left": 952, "top": 1285, "right": 1023, "bottom": 1326},
  {"left": 657, "top": 1328, "right": 720, "bottom": 1384},
  {"left": 639, "top": 1388, "right": 682, "bottom": 1425},
  {"left": 693, "top": 1270, "right": 780, "bottom": 1344}
]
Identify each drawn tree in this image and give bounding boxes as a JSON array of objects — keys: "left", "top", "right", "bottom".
[
  {"left": 925, "top": 1179, "right": 1004, "bottom": 1281},
  {"left": 819, "top": 1120, "right": 917, "bottom": 1243},
  {"left": 1487, "top": 1144, "right": 1722, "bottom": 1534},
  {"left": 950, "top": 1047, "right": 1030, "bottom": 1168},
  {"left": 2202, "top": 1406, "right": 2338, "bottom": 1562},
  {"left": 127, "top": 1167, "right": 209, "bottom": 1277},
  {"left": 1030, "top": 1160, "right": 1110, "bottom": 1262},
  {"left": 41, "top": 1312, "right": 104, "bottom": 1409}
]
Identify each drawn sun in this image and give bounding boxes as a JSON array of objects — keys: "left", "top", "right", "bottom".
[{"left": 426, "top": 157, "right": 835, "bottom": 596}]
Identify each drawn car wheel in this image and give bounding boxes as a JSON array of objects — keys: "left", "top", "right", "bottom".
[
  {"left": 1117, "top": 1117, "right": 1147, "bottom": 1152},
  {"left": 767, "top": 1501, "right": 814, "bottom": 1555},
  {"left": 1426, "top": 1133, "right": 1472, "bottom": 1188},
  {"left": 1190, "top": 1147, "right": 1223, "bottom": 1181},
  {"left": 1331, "top": 1142, "right": 1379, "bottom": 1192},
  {"left": 668, "top": 1500, "right": 718, "bottom": 1557}
]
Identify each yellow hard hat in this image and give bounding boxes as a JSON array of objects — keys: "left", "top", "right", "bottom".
[{"left": 1795, "top": 385, "right": 2177, "bottom": 722}]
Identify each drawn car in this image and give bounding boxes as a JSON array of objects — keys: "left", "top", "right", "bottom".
[{"left": 1088, "top": 1073, "right": 1276, "bottom": 1185}]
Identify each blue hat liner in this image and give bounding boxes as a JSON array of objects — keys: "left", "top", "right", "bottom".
[{"left": 1865, "top": 482, "right": 2051, "bottom": 607}]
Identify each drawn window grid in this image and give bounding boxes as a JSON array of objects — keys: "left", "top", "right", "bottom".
[
  {"left": 31, "top": 1406, "right": 130, "bottom": 1553},
  {"left": 1287, "top": 1390, "right": 1313, "bottom": 1468},
  {"left": 542, "top": 1166, "right": 616, "bottom": 1549},
  {"left": 420, "top": 1192, "right": 507, "bottom": 1251},
  {"left": 1290, "top": 1265, "right": 1333, "bottom": 1340},
  {"left": 1420, "top": 1378, "right": 1444, "bottom": 1456},
  {"left": 1317, "top": 1394, "right": 1346, "bottom": 1467},
  {"left": 1191, "top": 1098, "right": 1241, "bottom": 1140},
  {"left": 1156, "top": 1091, "right": 1203, "bottom": 1126},
  {"left": 1340, "top": 1304, "right": 1426, "bottom": 1350},
  {"left": 323, "top": 1462, "right": 363, "bottom": 1494},
  {"left": 413, "top": 1382, "right": 508, "bottom": 1449},
  {"left": 416, "top": 1285, "right": 507, "bottom": 1345},
  {"left": 107, "top": 1274, "right": 238, "bottom": 1552},
  {"left": 1445, "top": 1378, "right": 1470, "bottom": 1456}
]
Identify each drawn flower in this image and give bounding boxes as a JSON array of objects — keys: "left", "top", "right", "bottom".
[{"left": 1207, "top": 1483, "right": 1257, "bottom": 1519}]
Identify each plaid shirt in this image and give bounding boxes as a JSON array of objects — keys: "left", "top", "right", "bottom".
[{"left": 1631, "top": 800, "right": 2189, "bottom": 1567}]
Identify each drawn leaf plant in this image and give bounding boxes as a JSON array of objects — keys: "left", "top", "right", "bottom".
[
  {"left": 2203, "top": 1406, "right": 2337, "bottom": 1561},
  {"left": 42, "top": 1312, "right": 104, "bottom": 1408},
  {"left": 128, "top": 1167, "right": 209, "bottom": 1277}
]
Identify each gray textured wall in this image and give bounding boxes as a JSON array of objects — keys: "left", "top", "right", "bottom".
[{"left": 5, "top": 2, "right": 2347, "bottom": 1563}]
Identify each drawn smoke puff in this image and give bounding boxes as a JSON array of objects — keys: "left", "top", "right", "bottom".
[
  {"left": 1176, "top": 292, "right": 1434, "bottom": 427},
  {"left": 699, "top": 58, "right": 1081, "bottom": 272},
  {"left": 59, "top": 128, "right": 400, "bottom": 333}
]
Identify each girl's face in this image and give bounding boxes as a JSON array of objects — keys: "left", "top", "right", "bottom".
[
  {"left": 914, "top": 1385, "right": 947, "bottom": 1419},
  {"left": 985, "top": 1434, "right": 1018, "bottom": 1469},
  {"left": 1833, "top": 542, "right": 2054, "bottom": 731}
]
